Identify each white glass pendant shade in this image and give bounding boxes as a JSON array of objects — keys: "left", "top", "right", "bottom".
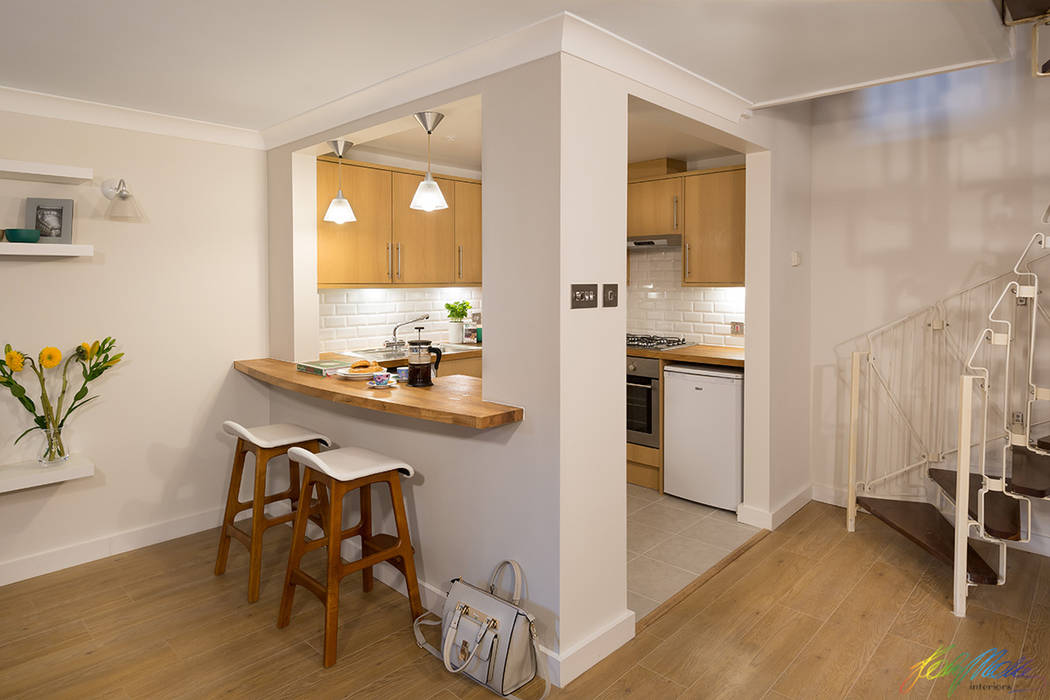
[
  {"left": 324, "top": 188, "right": 357, "bottom": 224},
  {"left": 409, "top": 173, "right": 448, "bottom": 212}
]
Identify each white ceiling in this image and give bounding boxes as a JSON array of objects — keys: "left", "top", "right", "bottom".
[
  {"left": 342, "top": 94, "right": 740, "bottom": 171},
  {"left": 0, "top": 1, "right": 1008, "bottom": 130}
]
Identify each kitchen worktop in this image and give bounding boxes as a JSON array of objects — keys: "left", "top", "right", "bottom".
[
  {"left": 322, "top": 342, "right": 482, "bottom": 367},
  {"left": 626, "top": 344, "right": 744, "bottom": 367},
  {"left": 234, "top": 358, "right": 521, "bottom": 429}
]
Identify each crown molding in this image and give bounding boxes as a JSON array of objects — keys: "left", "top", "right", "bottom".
[
  {"left": 260, "top": 11, "right": 755, "bottom": 150},
  {"left": 0, "top": 85, "right": 266, "bottom": 149}
]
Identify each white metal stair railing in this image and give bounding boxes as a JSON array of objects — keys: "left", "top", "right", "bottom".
[
  {"left": 842, "top": 265, "right": 1044, "bottom": 532},
  {"left": 954, "top": 231, "right": 1048, "bottom": 617}
]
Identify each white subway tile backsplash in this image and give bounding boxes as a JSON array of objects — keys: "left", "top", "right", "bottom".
[
  {"left": 627, "top": 247, "right": 744, "bottom": 347},
  {"left": 319, "top": 287, "right": 482, "bottom": 352}
]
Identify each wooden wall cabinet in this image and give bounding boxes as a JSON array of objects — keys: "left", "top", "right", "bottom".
[
  {"left": 391, "top": 172, "right": 456, "bottom": 284},
  {"left": 454, "top": 181, "right": 482, "bottom": 284},
  {"left": 317, "top": 158, "right": 482, "bottom": 287},
  {"left": 317, "top": 162, "right": 393, "bottom": 285},
  {"left": 627, "top": 177, "right": 683, "bottom": 238},
  {"left": 681, "top": 169, "right": 745, "bottom": 286}
]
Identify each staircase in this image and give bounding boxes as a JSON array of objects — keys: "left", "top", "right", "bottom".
[{"left": 844, "top": 228, "right": 1050, "bottom": 617}]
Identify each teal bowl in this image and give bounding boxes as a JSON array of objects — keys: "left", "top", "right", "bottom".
[{"left": 4, "top": 228, "right": 41, "bottom": 243}]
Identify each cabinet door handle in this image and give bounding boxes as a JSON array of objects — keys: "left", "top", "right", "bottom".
[
  {"left": 672, "top": 195, "right": 678, "bottom": 230},
  {"left": 684, "top": 242, "right": 691, "bottom": 278},
  {"left": 458, "top": 245, "right": 463, "bottom": 279},
  {"left": 397, "top": 243, "right": 402, "bottom": 279},
  {"left": 387, "top": 242, "right": 392, "bottom": 279}
]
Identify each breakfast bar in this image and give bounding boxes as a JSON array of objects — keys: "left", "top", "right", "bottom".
[{"left": 233, "top": 358, "right": 523, "bottom": 429}]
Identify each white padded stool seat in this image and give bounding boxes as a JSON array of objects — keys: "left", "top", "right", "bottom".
[
  {"left": 222, "top": 421, "right": 331, "bottom": 449},
  {"left": 288, "top": 446, "right": 414, "bottom": 482}
]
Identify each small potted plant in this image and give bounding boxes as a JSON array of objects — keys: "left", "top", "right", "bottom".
[
  {"left": 0, "top": 338, "right": 123, "bottom": 465},
  {"left": 444, "top": 300, "right": 471, "bottom": 343}
]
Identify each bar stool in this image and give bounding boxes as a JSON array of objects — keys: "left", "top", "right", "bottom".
[
  {"left": 214, "top": 421, "right": 331, "bottom": 602},
  {"left": 277, "top": 445, "right": 424, "bottom": 667}
]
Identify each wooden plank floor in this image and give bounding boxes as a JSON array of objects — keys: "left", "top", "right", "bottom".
[{"left": 1, "top": 501, "right": 1047, "bottom": 698}]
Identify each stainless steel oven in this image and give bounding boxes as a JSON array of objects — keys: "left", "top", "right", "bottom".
[{"left": 627, "top": 357, "right": 660, "bottom": 448}]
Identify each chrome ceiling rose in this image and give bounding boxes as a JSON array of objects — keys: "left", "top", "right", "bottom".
[
  {"left": 413, "top": 111, "right": 444, "bottom": 134},
  {"left": 327, "top": 139, "right": 353, "bottom": 158}
]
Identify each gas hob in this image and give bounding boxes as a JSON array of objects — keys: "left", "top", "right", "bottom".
[{"left": 626, "top": 334, "right": 689, "bottom": 350}]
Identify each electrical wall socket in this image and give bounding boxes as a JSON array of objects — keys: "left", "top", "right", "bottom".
[
  {"left": 570, "top": 284, "right": 598, "bottom": 309},
  {"left": 730, "top": 321, "right": 744, "bottom": 336}
]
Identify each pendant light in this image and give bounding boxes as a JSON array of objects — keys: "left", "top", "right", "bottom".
[
  {"left": 409, "top": 111, "right": 448, "bottom": 212},
  {"left": 323, "top": 139, "right": 357, "bottom": 224}
]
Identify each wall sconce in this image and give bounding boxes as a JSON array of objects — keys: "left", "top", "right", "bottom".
[{"left": 101, "top": 178, "right": 143, "bottom": 221}]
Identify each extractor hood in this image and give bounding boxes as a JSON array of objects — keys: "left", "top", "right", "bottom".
[{"left": 627, "top": 234, "right": 682, "bottom": 249}]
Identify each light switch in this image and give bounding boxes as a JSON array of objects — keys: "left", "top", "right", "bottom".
[
  {"left": 570, "top": 284, "right": 598, "bottom": 309},
  {"left": 790, "top": 251, "right": 801, "bottom": 267},
  {"left": 603, "top": 284, "right": 618, "bottom": 307}
]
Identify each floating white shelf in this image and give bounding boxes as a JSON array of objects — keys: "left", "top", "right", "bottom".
[
  {"left": 0, "top": 158, "right": 93, "bottom": 185},
  {"left": 0, "top": 242, "right": 94, "bottom": 257},
  {"left": 0, "top": 454, "right": 94, "bottom": 494}
]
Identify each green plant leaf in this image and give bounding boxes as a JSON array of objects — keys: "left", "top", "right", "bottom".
[
  {"left": 74, "top": 386, "right": 88, "bottom": 402},
  {"left": 11, "top": 384, "right": 25, "bottom": 398},
  {"left": 14, "top": 426, "right": 41, "bottom": 445},
  {"left": 34, "top": 415, "right": 46, "bottom": 429}
]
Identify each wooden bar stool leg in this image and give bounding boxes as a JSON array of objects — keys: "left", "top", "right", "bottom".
[
  {"left": 214, "top": 438, "right": 248, "bottom": 576},
  {"left": 389, "top": 475, "right": 424, "bottom": 620},
  {"left": 360, "top": 483, "right": 374, "bottom": 593},
  {"left": 278, "top": 470, "right": 313, "bottom": 628},
  {"left": 247, "top": 447, "right": 271, "bottom": 603},
  {"left": 323, "top": 478, "right": 345, "bottom": 668}
]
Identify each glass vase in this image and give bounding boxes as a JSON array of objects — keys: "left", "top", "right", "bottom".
[{"left": 39, "top": 424, "right": 68, "bottom": 466}]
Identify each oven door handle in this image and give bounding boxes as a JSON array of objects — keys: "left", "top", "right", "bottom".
[{"left": 626, "top": 382, "right": 654, "bottom": 390}]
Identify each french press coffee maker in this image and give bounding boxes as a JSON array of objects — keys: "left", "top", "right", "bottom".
[{"left": 406, "top": 327, "right": 443, "bottom": 387}]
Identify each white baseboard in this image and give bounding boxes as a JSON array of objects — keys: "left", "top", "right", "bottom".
[
  {"left": 736, "top": 503, "right": 773, "bottom": 529},
  {"left": 337, "top": 531, "right": 635, "bottom": 688},
  {"left": 771, "top": 484, "right": 812, "bottom": 529},
  {"left": 546, "top": 609, "right": 636, "bottom": 686},
  {"left": 0, "top": 506, "right": 224, "bottom": 587}
]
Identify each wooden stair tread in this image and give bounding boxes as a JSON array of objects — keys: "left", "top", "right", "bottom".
[
  {"left": 856, "top": 497, "right": 998, "bottom": 585},
  {"left": 927, "top": 468, "right": 1021, "bottom": 541},
  {"left": 1008, "top": 446, "right": 1050, "bottom": 498}
]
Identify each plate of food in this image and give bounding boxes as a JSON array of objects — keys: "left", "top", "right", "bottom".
[{"left": 335, "top": 359, "right": 383, "bottom": 380}]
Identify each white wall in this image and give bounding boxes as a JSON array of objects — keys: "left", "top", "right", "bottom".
[
  {"left": 318, "top": 287, "right": 482, "bottom": 352},
  {"left": 267, "top": 55, "right": 569, "bottom": 669},
  {"left": 627, "top": 249, "right": 745, "bottom": 347},
  {"left": 0, "top": 111, "right": 269, "bottom": 583},
  {"left": 808, "top": 39, "right": 1050, "bottom": 548}
]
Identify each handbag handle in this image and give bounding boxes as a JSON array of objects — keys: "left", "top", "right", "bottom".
[
  {"left": 489, "top": 559, "right": 524, "bottom": 606},
  {"left": 441, "top": 604, "right": 495, "bottom": 674}
]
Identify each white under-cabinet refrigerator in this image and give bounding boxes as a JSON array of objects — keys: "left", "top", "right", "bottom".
[{"left": 663, "top": 363, "right": 744, "bottom": 511}]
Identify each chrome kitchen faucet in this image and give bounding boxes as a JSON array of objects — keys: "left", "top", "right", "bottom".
[{"left": 385, "top": 314, "right": 430, "bottom": 350}]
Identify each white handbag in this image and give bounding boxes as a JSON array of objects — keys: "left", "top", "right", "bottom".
[{"left": 413, "top": 560, "right": 550, "bottom": 699}]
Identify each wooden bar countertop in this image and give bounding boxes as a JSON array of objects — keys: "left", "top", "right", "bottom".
[
  {"left": 626, "top": 344, "right": 744, "bottom": 367},
  {"left": 234, "top": 359, "right": 523, "bottom": 430}
]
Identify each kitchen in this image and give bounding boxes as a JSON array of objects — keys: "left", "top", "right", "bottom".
[
  {"left": 286, "top": 94, "right": 757, "bottom": 620},
  {"left": 622, "top": 100, "right": 756, "bottom": 617}
]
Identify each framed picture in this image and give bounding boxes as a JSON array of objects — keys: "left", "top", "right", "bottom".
[{"left": 25, "top": 198, "right": 74, "bottom": 244}]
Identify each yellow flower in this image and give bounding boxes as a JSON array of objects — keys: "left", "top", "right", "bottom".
[
  {"left": 80, "top": 342, "right": 93, "bottom": 359},
  {"left": 39, "top": 347, "right": 62, "bottom": 369},
  {"left": 4, "top": 350, "right": 24, "bottom": 372}
]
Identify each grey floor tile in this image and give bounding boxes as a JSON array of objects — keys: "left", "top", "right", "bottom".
[
  {"left": 629, "top": 502, "right": 708, "bottom": 534},
  {"left": 644, "top": 535, "right": 732, "bottom": 575},
  {"left": 658, "top": 494, "right": 717, "bottom": 518},
  {"left": 627, "top": 494, "right": 653, "bottom": 516},
  {"left": 628, "top": 521, "right": 674, "bottom": 555},
  {"left": 627, "top": 556, "right": 697, "bottom": 603},
  {"left": 627, "top": 484, "right": 660, "bottom": 503},
  {"left": 627, "top": 591, "right": 662, "bottom": 619},
  {"left": 679, "top": 517, "right": 760, "bottom": 550}
]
